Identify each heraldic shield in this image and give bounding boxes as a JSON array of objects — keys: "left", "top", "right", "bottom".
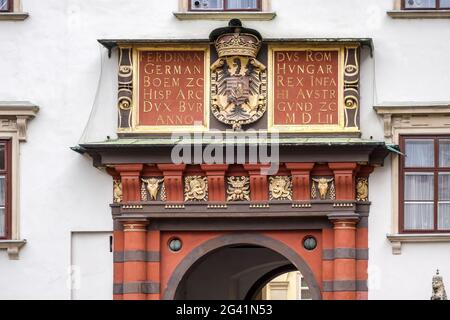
[{"left": 210, "top": 19, "right": 267, "bottom": 131}]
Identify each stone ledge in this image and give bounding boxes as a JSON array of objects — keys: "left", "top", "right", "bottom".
[
  {"left": 387, "top": 234, "right": 450, "bottom": 255},
  {"left": 387, "top": 10, "right": 450, "bottom": 19},
  {"left": 0, "top": 12, "right": 29, "bottom": 21},
  {"left": 173, "top": 11, "right": 276, "bottom": 21},
  {"left": 0, "top": 240, "right": 26, "bottom": 260}
]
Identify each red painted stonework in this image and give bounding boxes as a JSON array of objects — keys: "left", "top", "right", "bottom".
[
  {"left": 243, "top": 164, "right": 271, "bottom": 201},
  {"left": 109, "top": 162, "right": 373, "bottom": 300},
  {"left": 286, "top": 163, "right": 314, "bottom": 200},
  {"left": 157, "top": 164, "right": 186, "bottom": 202},
  {"left": 328, "top": 163, "right": 358, "bottom": 200},
  {"left": 201, "top": 164, "right": 228, "bottom": 202},
  {"left": 122, "top": 221, "right": 148, "bottom": 300},
  {"left": 115, "top": 164, "right": 144, "bottom": 202},
  {"left": 159, "top": 230, "right": 323, "bottom": 299},
  {"left": 330, "top": 218, "right": 359, "bottom": 300},
  {"left": 113, "top": 229, "right": 124, "bottom": 300}
]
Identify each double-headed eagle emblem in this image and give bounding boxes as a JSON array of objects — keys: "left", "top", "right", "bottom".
[{"left": 210, "top": 20, "right": 267, "bottom": 131}]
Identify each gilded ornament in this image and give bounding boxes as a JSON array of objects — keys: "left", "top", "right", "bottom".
[
  {"left": 343, "top": 47, "right": 360, "bottom": 129},
  {"left": 269, "top": 176, "right": 292, "bottom": 201},
  {"left": 113, "top": 180, "right": 123, "bottom": 203},
  {"left": 227, "top": 176, "right": 250, "bottom": 201},
  {"left": 184, "top": 176, "right": 208, "bottom": 201},
  {"left": 118, "top": 47, "right": 133, "bottom": 129},
  {"left": 210, "top": 20, "right": 267, "bottom": 131},
  {"left": 141, "top": 178, "right": 164, "bottom": 201},
  {"left": 312, "top": 177, "right": 334, "bottom": 200},
  {"left": 356, "top": 177, "right": 369, "bottom": 202}
]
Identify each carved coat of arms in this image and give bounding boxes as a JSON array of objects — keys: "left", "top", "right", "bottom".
[{"left": 210, "top": 20, "right": 267, "bottom": 130}]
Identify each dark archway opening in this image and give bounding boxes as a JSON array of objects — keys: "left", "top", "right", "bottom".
[{"left": 174, "top": 244, "right": 311, "bottom": 300}]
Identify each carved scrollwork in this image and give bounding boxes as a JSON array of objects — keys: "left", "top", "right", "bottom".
[
  {"left": 356, "top": 177, "right": 369, "bottom": 202},
  {"left": 343, "top": 47, "right": 360, "bottom": 130},
  {"left": 184, "top": 176, "right": 208, "bottom": 202},
  {"left": 118, "top": 47, "right": 133, "bottom": 129},
  {"left": 227, "top": 176, "right": 250, "bottom": 201},
  {"left": 269, "top": 176, "right": 292, "bottom": 201}
]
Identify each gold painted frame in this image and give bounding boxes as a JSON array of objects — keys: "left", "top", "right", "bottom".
[
  {"left": 124, "top": 44, "right": 210, "bottom": 133},
  {"left": 268, "top": 44, "right": 355, "bottom": 133}
]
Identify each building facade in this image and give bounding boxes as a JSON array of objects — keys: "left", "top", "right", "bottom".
[{"left": 0, "top": 0, "right": 450, "bottom": 300}]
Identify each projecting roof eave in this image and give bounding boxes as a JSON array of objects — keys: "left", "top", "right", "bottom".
[
  {"left": 98, "top": 38, "right": 374, "bottom": 57},
  {"left": 73, "top": 137, "right": 393, "bottom": 167}
]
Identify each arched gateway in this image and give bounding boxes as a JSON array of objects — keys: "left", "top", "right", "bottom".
[
  {"left": 77, "top": 20, "right": 390, "bottom": 300},
  {"left": 163, "top": 233, "right": 322, "bottom": 300}
]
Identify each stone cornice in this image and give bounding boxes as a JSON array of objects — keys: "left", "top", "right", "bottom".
[
  {"left": 173, "top": 11, "right": 276, "bottom": 21},
  {"left": 0, "top": 12, "right": 29, "bottom": 21},
  {"left": 387, "top": 234, "right": 450, "bottom": 255},
  {"left": 0, "top": 101, "right": 39, "bottom": 141},
  {"left": 374, "top": 102, "right": 450, "bottom": 115},
  {"left": 374, "top": 102, "right": 450, "bottom": 140},
  {"left": 387, "top": 10, "right": 450, "bottom": 19}
]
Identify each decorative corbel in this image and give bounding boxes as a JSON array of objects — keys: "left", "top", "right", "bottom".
[
  {"left": 16, "top": 115, "right": 29, "bottom": 141},
  {"left": 0, "top": 240, "right": 27, "bottom": 260},
  {"left": 383, "top": 114, "right": 392, "bottom": 140},
  {"left": 391, "top": 241, "right": 402, "bottom": 255}
]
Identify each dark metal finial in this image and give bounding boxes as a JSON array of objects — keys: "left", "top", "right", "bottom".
[{"left": 228, "top": 19, "right": 242, "bottom": 27}]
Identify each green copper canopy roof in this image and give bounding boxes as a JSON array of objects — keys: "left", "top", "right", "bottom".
[{"left": 78, "top": 137, "right": 386, "bottom": 148}]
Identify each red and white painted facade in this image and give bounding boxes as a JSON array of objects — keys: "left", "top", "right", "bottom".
[{"left": 0, "top": 0, "right": 450, "bottom": 300}]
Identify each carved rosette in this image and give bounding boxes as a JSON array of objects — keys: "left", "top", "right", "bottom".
[
  {"left": 269, "top": 176, "right": 292, "bottom": 201},
  {"left": 113, "top": 179, "right": 123, "bottom": 203},
  {"left": 343, "top": 47, "right": 360, "bottom": 129},
  {"left": 184, "top": 176, "right": 208, "bottom": 202},
  {"left": 356, "top": 177, "right": 369, "bottom": 202},
  {"left": 118, "top": 47, "right": 133, "bottom": 130},
  {"left": 210, "top": 23, "right": 267, "bottom": 131},
  {"left": 311, "top": 177, "right": 335, "bottom": 200},
  {"left": 227, "top": 176, "right": 250, "bottom": 201},
  {"left": 141, "top": 177, "right": 164, "bottom": 201}
]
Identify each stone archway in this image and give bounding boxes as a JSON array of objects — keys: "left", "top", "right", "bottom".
[
  {"left": 163, "top": 233, "right": 322, "bottom": 300},
  {"left": 244, "top": 264, "right": 297, "bottom": 300}
]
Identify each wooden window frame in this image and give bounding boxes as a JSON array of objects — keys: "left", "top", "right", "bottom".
[
  {"left": 399, "top": 135, "right": 450, "bottom": 234},
  {"left": 188, "top": 0, "right": 262, "bottom": 12},
  {"left": 0, "top": 139, "right": 12, "bottom": 240},
  {"left": 402, "top": 0, "right": 450, "bottom": 10},
  {"left": 0, "top": 0, "right": 13, "bottom": 12}
]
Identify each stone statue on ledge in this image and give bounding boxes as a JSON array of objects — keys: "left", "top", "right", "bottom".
[{"left": 431, "top": 270, "right": 447, "bottom": 300}]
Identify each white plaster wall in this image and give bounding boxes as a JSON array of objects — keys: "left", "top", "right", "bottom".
[{"left": 0, "top": 0, "right": 449, "bottom": 299}]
